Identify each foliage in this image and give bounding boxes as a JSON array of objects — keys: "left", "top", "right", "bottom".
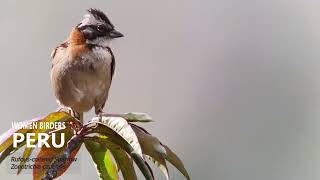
[{"left": 0, "top": 112, "right": 190, "bottom": 180}]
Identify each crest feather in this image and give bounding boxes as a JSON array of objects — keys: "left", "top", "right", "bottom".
[{"left": 87, "top": 8, "right": 113, "bottom": 27}]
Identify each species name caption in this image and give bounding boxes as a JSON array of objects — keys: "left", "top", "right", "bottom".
[
  {"left": 12, "top": 122, "right": 66, "bottom": 148},
  {"left": 10, "top": 156, "right": 78, "bottom": 170}
]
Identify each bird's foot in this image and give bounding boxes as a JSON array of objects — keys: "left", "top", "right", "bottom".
[
  {"left": 95, "top": 108, "right": 105, "bottom": 122},
  {"left": 98, "top": 113, "right": 102, "bottom": 122},
  {"left": 69, "top": 108, "right": 81, "bottom": 121}
]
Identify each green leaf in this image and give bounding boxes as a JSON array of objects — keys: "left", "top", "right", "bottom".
[
  {"left": 121, "top": 112, "right": 153, "bottom": 123},
  {"left": 161, "top": 144, "right": 190, "bottom": 180},
  {"left": 91, "top": 116, "right": 142, "bottom": 156},
  {"left": 131, "top": 125, "right": 169, "bottom": 180},
  {"left": 33, "top": 127, "right": 79, "bottom": 180},
  {"left": 130, "top": 124, "right": 190, "bottom": 180},
  {"left": 85, "top": 140, "right": 119, "bottom": 180},
  {"left": 103, "top": 112, "right": 153, "bottom": 123},
  {"left": 110, "top": 148, "right": 137, "bottom": 180},
  {"left": 84, "top": 122, "right": 154, "bottom": 180},
  {"left": 40, "top": 133, "right": 83, "bottom": 180},
  {"left": 18, "top": 112, "right": 74, "bottom": 174},
  {"left": 0, "top": 134, "right": 28, "bottom": 164},
  {"left": 0, "top": 117, "right": 41, "bottom": 154},
  {"left": 0, "top": 112, "right": 73, "bottom": 163},
  {"left": 130, "top": 152, "right": 154, "bottom": 180}
]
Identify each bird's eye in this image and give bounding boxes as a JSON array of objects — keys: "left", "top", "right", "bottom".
[{"left": 97, "top": 25, "right": 107, "bottom": 33}]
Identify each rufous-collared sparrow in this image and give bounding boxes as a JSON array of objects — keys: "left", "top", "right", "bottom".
[{"left": 50, "top": 8, "right": 123, "bottom": 118}]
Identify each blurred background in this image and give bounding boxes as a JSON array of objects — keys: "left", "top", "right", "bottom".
[{"left": 1, "top": 0, "right": 320, "bottom": 179}]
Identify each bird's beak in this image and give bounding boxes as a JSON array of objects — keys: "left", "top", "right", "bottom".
[{"left": 109, "top": 29, "right": 124, "bottom": 38}]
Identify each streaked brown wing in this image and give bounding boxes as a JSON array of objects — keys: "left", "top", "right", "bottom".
[
  {"left": 106, "top": 46, "right": 115, "bottom": 81},
  {"left": 51, "top": 41, "right": 69, "bottom": 66}
]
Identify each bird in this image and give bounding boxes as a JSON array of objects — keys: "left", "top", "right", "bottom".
[{"left": 50, "top": 8, "right": 123, "bottom": 120}]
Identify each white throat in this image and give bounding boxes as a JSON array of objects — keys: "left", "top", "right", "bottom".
[{"left": 87, "top": 37, "right": 112, "bottom": 47}]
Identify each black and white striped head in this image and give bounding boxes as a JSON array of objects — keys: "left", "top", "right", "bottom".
[{"left": 78, "top": 8, "right": 123, "bottom": 46}]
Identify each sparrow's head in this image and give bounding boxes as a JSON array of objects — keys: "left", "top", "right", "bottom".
[{"left": 77, "top": 8, "right": 123, "bottom": 46}]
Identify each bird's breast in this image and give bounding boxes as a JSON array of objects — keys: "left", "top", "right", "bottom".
[{"left": 51, "top": 45, "right": 113, "bottom": 112}]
